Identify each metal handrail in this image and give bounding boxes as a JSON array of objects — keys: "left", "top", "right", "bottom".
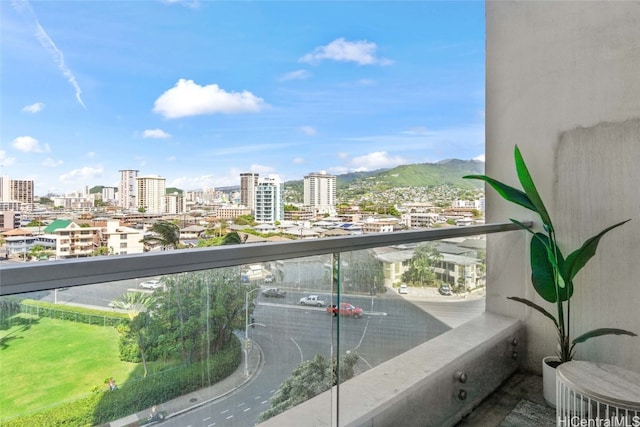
[{"left": 0, "top": 222, "right": 529, "bottom": 296}]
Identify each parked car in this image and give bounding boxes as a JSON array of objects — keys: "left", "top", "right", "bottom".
[
  {"left": 398, "top": 284, "right": 408, "bottom": 294},
  {"left": 140, "top": 279, "right": 162, "bottom": 289},
  {"left": 439, "top": 284, "right": 453, "bottom": 296},
  {"left": 264, "top": 274, "right": 275, "bottom": 283},
  {"left": 327, "top": 302, "right": 363, "bottom": 318},
  {"left": 261, "top": 287, "right": 286, "bottom": 298}
]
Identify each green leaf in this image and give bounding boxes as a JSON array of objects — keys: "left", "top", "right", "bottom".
[
  {"left": 507, "top": 296, "right": 559, "bottom": 328},
  {"left": 562, "top": 219, "right": 631, "bottom": 282},
  {"left": 569, "top": 328, "right": 637, "bottom": 355},
  {"left": 463, "top": 174, "right": 537, "bottom": 212},
  {"left": 513, "top": 146, "right": 554, "bottom": 232}
]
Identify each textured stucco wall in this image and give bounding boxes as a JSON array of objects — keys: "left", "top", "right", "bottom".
[{"left": 486, "top": 1, "right": 640, "bottom": 373}]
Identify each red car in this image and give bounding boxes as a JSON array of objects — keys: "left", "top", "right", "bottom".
[{"left": 327, "top": 303, "right": 363, "bottom": 318}]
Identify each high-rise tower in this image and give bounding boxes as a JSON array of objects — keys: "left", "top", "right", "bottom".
[
  {"left": 255, "top": 175, "right": 284, "bottom": 223},
  {"left": 135, "top": 175, "right": 166, "bottom": 214},
  {"left": 304, "top": 171, "right": 336, "bottom": 215},
  {"left": 240, "top": 172, "right": 259, "bottom": 212},
  {"left": 118, "top": 169, "right": 139, "bottom": 209}
]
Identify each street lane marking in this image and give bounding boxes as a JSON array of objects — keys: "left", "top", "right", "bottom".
[
  {"left": 243, "top": 407, "right": 251, "bottom": 412},
  {"left": 238, "top": 402, "right": 245, "bottom": 407},
  {"left": 363, "top": 311, "right": 387, "bottom": 316},
  {"left": 220, "top": 410, "right": 229, "bottom": 414},
  {"left": 203, "top": 417, "right": 211, "bottom": 421},
  {"left": 226, "top": 415, "right": 233, "bottom": 419},
  {"left": 261, "top": 400, "right": 269, "bottom": 404},
  {"left": 290, "top": 337, "right": 304, "bottom": 364},
  {"left": 254, "top": 396, "right": 261, "bottom": 400}
]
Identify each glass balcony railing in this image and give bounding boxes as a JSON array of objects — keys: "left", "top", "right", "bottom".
[{"left": 0, "top": 223, "right": 524, "bottom": 427}]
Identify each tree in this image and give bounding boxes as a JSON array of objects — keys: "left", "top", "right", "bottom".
[
  {"left": 338, "top": 250, "right": 385, "bottom": 294},
  {"left": 140, "top": 220, "right": 181, "bottom": 250},
  {"left": 221, "top": 231, "right": 247, "bottom": 245},
  {"left": 145, "top": 269, "right": 253, "bottom": 365},
  {"left": 26, "top": 220, "right": 45, "bottom": 227},
  {"left": 92, "top": 246, "right": 110, "bottom": 256},
  {"left": 402, "top": 243, "right": 442, "bottom": 287},
  {"left": 260, "top": 352, "right": 359, "bottom": 422},
  {"left": 233, "top": 215, "right": 255, "bottom": 226},
  {"left": 113, "top": 291, "right": 158, "bottom": 374}
]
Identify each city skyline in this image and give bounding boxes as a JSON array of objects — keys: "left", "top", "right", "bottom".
[{"left": 1, "top": 1, "right": 485, "bottom": 196}]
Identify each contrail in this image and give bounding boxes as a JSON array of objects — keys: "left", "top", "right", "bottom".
[{"left": 12, "top": 0, "right": 86, "bottom": 109}]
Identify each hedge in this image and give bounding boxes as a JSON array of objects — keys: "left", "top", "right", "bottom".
[{"left": 19, "top": 299, "right": 129, "bottom": 327}]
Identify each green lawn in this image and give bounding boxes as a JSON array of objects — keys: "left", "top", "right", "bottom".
[{"left": 1, "top": 315, "right": 140, "bottom": 419}]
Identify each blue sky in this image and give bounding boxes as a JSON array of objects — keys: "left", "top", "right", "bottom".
[{"left": 1, "top": 0, "right": 485, "bottom": 196}]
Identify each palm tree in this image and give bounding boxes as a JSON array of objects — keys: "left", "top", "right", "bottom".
[{"left": 140, "top": 220, "right": 181, "bottom": 250}]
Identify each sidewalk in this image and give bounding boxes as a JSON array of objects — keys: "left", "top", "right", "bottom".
[{"left": 109, "top": 338, "right": 263, "bottom": 427}]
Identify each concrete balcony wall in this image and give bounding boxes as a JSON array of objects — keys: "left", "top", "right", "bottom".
[{"left": 486, "top": 1, "right": 640, "bottom": 373}]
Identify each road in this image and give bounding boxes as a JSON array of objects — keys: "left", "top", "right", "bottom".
[{"left": 162, "top": 291, "right": 453, "bottom": 426}]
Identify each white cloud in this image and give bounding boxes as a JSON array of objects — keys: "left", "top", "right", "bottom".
[
  {"left": 293, "top": 157, "right": 306, "bottom": 164},
  {"left": 300, "top": 126, "right": 316, "bottom": 136},
  {"left": 337, "top": 152, "right": 349, "bottom": 159},
  {"left": 350, "top": 151, "right": 407, "bottom": 171},
  {"left": 0, "top": 150, "right": 16, "bottom": 166},
  {"left": 13, "top": 0, "right": 86, "bottom": 108},
  {"left": 402, "top": 126, "right": 430, "bottom": 136},
  {"left": 300, "top": 38, "right": 392, "bottom": 66},
  {"left": 166, "top": 155, "right": 176, "bottom": 162},
  {"left": 143, "top": 128, "right": 171, "bottom": 139},
  {"left": 22, "top": 102, "right": 45, "bottom": 113},
  {"left": 87, "top": 151, "right": 96, "bottom": 158},
  {"left": 59, "top": 166, "right": 104, "bottom": 183},
  {"left": 279, "top": 69, "right": 311, "bottom": 81},
  {"left": 249, "top": 164, "right": 276, "bottom": 174},
  {"left": 153, "top": 79, "right": 267, "bottom": 119},
  {"left": 473, "top": 154, "right": 485, "bottom": 162},
  {"left": 12, "top": 136, "right": 50, "bottom": 153},
  {"left": 161, "top": 0, "right": 199, "bottom": 8},
  {"left": 42, "top": 158, "right": 63, "bottom": 167}
]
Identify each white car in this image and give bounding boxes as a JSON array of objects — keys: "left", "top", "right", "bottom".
[
  {"left": 398, "top": 284, "right": 408, "bottom": 294},
  {"left": 140, "top": 279, "right": 162, "bottom": 289}
]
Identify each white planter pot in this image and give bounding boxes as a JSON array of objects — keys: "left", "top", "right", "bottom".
[{"left": 542, "top": 356, "right": 560, "bottom": 407}]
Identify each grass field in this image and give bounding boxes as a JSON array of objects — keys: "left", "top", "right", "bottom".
[{"left": 0, "top": 314, "right": 141, "bottom": 419}]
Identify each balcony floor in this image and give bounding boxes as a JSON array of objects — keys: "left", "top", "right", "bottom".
[{"left": 456, "top": 369, "right": 555, "bottom": 427}]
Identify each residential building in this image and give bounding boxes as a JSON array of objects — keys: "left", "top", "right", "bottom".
[
  {"left": 0, "top": 210, "right": 21, "bottom": 230},
  {"left": 136, "top": 175, "right": 166, "bottom": 214},
  {"left": 118, "top": 169, "right": 139, "bottom": 209},
  {"left": 102, "top": 187, "right": 117, "bottom": 205},
  {"left": 254, "top": 175, "right": 284, "bottom": 224},
  {"left": 240, "top": 172, "right": 259, "bottom": 213},
  {"left": 50, "top": 221, "right": 102, "bottom": 258},
  {"left": 0, "top": 176, "right": 10, "bottom": 202},
  {"left": 215, "top": 205, "right": 252, "bottom": 220},
  {"left": 303, "top": 171, "right": 336, "bottom": 215},
  {"left": 164, "top": 192, "right": 186, "bottom": 214},
  {"left": 0, "top": 178, "right": 34, "bottom": 205},
  {"left": 103, "top": 220, "right": 144, "bottom": 255},
  {"left": 361, "top": 218, "right": 397, "bottom": 234}
]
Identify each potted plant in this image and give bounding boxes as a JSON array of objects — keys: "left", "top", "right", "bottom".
[{"left": 464, "top": 145, "right": 636, "bottom": 407}]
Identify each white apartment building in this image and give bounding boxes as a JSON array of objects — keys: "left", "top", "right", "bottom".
[
  {"left": 402, "top": 212, "right": 442, "bottom": 228},
  {"left": 103, "top": 220, "right": 144, "bottom": 255},
  {"left": 361, "top": 218, "right": 397, "bottom": 234},
  {"left": 118, "top": 169, "right": 139, "bottom": 209},
  {"left": 303, "top": 171, "right": 336, "bottom": 215},
  {"left": 0, "top": 176, "right": 34, "bottom": 205},
  {"left": 55, "top": 222, "right": 102, "bottom": 258},
  {"left": 255, "top": 175, "right": 284, "bottom": 224},
  {"left": 240, "top": 172, "right": 259, "bottom": 213},
  {"left": 164, "top": 193, "right": 186, "bottom": 214},
  {"left": 102, "top": 187, "right": 117, "bottom": 205},
  {"left": 136, "top": 175, "right": 166, "bottom": 214}
]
